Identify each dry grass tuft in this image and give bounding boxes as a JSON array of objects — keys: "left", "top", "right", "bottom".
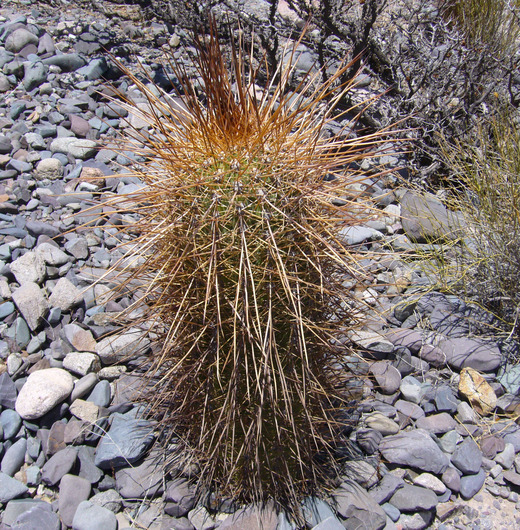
[{"left": 93, "top": 21, "right": 398, "bottom": 518}]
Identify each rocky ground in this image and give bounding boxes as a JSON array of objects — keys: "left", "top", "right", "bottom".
[{"left": 1, "top": 1, "right": 520, "bottom": 529}]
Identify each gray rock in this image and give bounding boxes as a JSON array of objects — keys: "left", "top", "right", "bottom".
[
  {"left": 388, "top": 483, "right": 438, "bottom": 512},
  {"left": 77, "top": 445, "right": 103, "bottom": 484},
  {"left": 219, "top": 505, "right": 278, "bottom": 529},
  {"left": 89, "top": 489, "right": 122, "bottom": 513},
  {"left": 379, "top": 429, "right": 449, "bottom": 474},
  {"left": 399, "top": 376, "right": 427, "bottom": 404},
  {"left": 72, "top": 500, "right": 117, "bottom": 530},
  {"left": 2, "top": 499, "right": 52, "bottom": 526},
  {"left": 87, "top": 380, "right": 111, "bottom": 407},
  {"left": 94, "top": 413, "right": 154, "bottom": 469},
  {"left": 11, "top": 251, "right": 46, "bottom": 285},
  {"left": 394, "top": 400, "right": 424, "bottom": 420},
  {"left": 12, "top": 282, "right": 49, "bottom": 331},
  {"left": 0, "top": 408, "right": 22, "bottom": 439},
  {"left": 49, "top": 277, "right": 84, "bottom": 311},
  {"left": 334, "top": 480, "right": 386, "bottom": 530},
  {"left": 355, "top": 428, "right": 383, "bottom": 455},
  {"left": 50, "top": 137, "right": 97, "bottom": 160},
  {"left": 41, "top": 446, "right": 78, "bottom": 486},
  {"left": 437, "top": 430, "right": 461, "bottom": 454},
  {"left": 10, "top": 504, "right": 60, "bottom": 530},
  {"left": 115, "top": 456, "right": 164, "bottom": 499},
  {"left": 5, "top": 28, "right": 39, "bottom": 53},
  {"left": 58, "top": 474, "right": 91, "bottom": 527},
  {"left": 25, "top": 221, "right": 60, "bottom": 238},
  {"left": 369, "top": 361, "right": 401, "bottom": 395},
  {"left": 415, "top": 413, "right": 458, "bottom": 434},
  {"left": 71, "top": 373, "right": 99, "bottom": 401},
  {"left": 36, "top": 242, "right": 69, "bottom": 266},
  {"left": 61, "top": 323, "right": 97, "bottom": 352},
  {"left": 367, "top": 473, "right": 404, "bottom": 505},
  {"left": 0, "top": 372, "right": 18, "bottom": 409},
  {"left": 437, "top": 337, "right": 502, "bottom": 372},
  {"left": 25, "top": 465, "right": 41, "bottom": 486},
  {"left": 311, "top": 517, "right": 344, "bottom": 530},
  {"left": 338, "top": 225, "right": 384, "bottom": 245},
  {"left": 0, "top": 472, "right": 28, "bottom": 503},
  {"left": 96, "top": 329, "right": 151, "bottom": 364},
  {"left": 64, "top": 237, "right": 89, "bottom": 259},
  {"left": 1, "top": 438, "right": 27, "bottom": 476},
  {"left": 442, "top": 466, "right": 461, "bottom": 493},
  {"left": 164, "top": 478, "right": 196, "bottom": 517},
  {"left": 23, "top": 61, "right": 48, "bottom": 91},
  {"left": 15, "top": 368, "right": 74, "bottom": 420},
  {"left": 434, "top": 386, "right": 458, "bottom": 413},
  {"left": 495, "top": 443, "right": 516, "bottom": 469},
  {"left": 0, "top": 73, "right": 11, "bottom": 92},
  {"left": 396, "top": 510, "right": 434, "bottom": 530},
  {"left": 43, "top": 53, "right": 86, "bottom": 72},
  {"left": 459, "top": 468, "right": 486, "bottom": 499},
  {"left": 451, "top": 437, "right": 482, "bottom": 474}
]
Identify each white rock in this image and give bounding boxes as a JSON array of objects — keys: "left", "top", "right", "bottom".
[
  {"left": 10, "top": 251, "right": 46, "bottom": 285},
  {"left": 49, "top": 277, "right": 83, "bottom": 311},
  {"left": 63, "top": 352, "right": 101, "bottom": 376},
  {"left": 70, "top": 399, "right": 99, "bottom": 424},
  {"left": 15, "top": 368, "right": 74, "bottom": 420},
  {"left": 50, "top": 137, "right": 97, "bottom": 160},
  {"left": 12, "top": 282, "right": 49, "bottom": 331},
  {"left": 36, "top": 242, "right": 69, "bottom": 266},
  {"left": 35, "top": 158, "right": 63, "bottom": 181},
  {"left": 412, "top": 472, "right": 446, "bottom": 494}
]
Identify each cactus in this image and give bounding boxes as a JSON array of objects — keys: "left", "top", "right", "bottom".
[{"left": 99, "top": 23, "right": 392, "bottom": 517}]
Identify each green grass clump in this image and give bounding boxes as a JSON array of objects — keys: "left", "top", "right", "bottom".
[
  {"left": 100, "top": 24, "right": 394, "bottom": 517},
  {"left": 442, "top": 112, "right": 520, "bottom": 336}
]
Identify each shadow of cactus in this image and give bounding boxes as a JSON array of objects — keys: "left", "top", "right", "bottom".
[{"left": 93, "top": 20, "right": 398, "bottom": 519}]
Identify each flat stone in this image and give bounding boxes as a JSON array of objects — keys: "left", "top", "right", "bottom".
[
  {"left": 43, "top": 54, "right": 86, "bottom": 72},
  {"left": 1, "top": 438, "right": 26, "bottom": 476},
  {"left": 311, "top": 517, "right": 344, "bottom": 530},
  {"left": 63, "top": 352, "right": 100, "bottom": 376},
  {"left": 41, "top": 446, "right": 78, "bottom": 486},
  {"left": 9, "top": 503, "right": 60, "bottom": 529},
  {"left": 15, "top": 368, "right": 74, "bottom": 420},
  {"left": 49, "top": 277, "right": 84, "bottom": 311},
  {"left": 115, "top": 455, "right": 164, "bottom": 499},
  {"left": 459, "top": 468, "right": 486, "bottom": 499},
  {"left": 2, "top": 499, "right": 52, "bottom": 527},
  {"left": 219, "top": 505, "right": 278, "bottom": 529},
  {"left": 61, "top": 323, "right": 97, "bottom": 352},
  {"left": 415, "top": 413, "right": 458, "bottom": 434},
  {"left": 364, "top": 412, "right": 400, "bottom": 435},
  {"left": 349, "top": 330, "right": 394, "bottom": 355},
  {"left": 369, "top": 361, "right": 402, "bottom": 394},
  {"left": 94, "top": 413, "right": 154, "bottom": 469},
  {"left": 50, "top": 137, "right": 97, "bottom": 160},
  {"left": 438, "top": 337, "right": 502, "bottom": 372},
  {"left": 394, "top": 400, "right": 425, "bottom": 420},
  {"left": 0, "top": 408, "right": 22, "bottom": 439},
  {"left": 458, "top": 367, "right": 497, "bottom": 415},
  {"left": 412, "top": 473, "right": 446, "bottom": 494},
  {"left": 72, "top": 500, "right": 117, "bottom": 530},
  {"left": 503, "top": 470, "right": 520, "bottom": 487},
  {"left": 77, "top": 445, "right": 103, "bottom": 484},
  {"left": 96, "top": 329, "right": 151, "bottom": 364},
  {"left": 70, "top": 399, "right": 99, "bottom": 423},
  {"left": 396, "top": 510, "right": 434, "bottom": 530},
  {"left": 400, "top": 375, "right": 427, "bottom": 404},
  {"left": 89, "top": 489, "right": 122, "bottom": 513},
  {"left": 333, "top": 481, "right": 386, "bottom": 530},
  {"left": 36, "top": 242, "right": 69, "bottom": 266},
  {"left": 6, "top": 28, "right": 39, "bottom": 53},
  {"left": 389, "top": 483, "right": 438, "bottom": 511},
  {"left": 87, "top": 380, "right": 111, "bottom": 408},
  {"left": 23, "top": 61, "right": 48, "bottom": 91},
  {"left": 164, "top": 478, "right": 196, "bottom": 517},
  {"left": 379, "top": 429, "right": 449, "bottom": 474},
  {"left": 441, "top": 467, "right": 461, "bottom": 493},
  {"left": 12, "top": 282, "right": 49, "bottom": 331},
  {"left": 0, "top": 472, "right": 28, "bottom": 503},
  {"left": 11, "top": 251, "right": 45, "bottom": 285},
  {"left": 368, "top": 473, "right": 404, "bottom": 505},
  {"left": 58, "top": 474, "right": 91, "bottom": 527},
  {"left": 495, "top": 443, "right": 516, "bottom": 470},
  {"left": 451, "top": 437, "right": 482, "bottom": 475},
  {"left": 0, "top": 372, "right": 18, "bottom": 409},
  {"left": 71, "top": 373, "right": 98, "bottom": 401}
]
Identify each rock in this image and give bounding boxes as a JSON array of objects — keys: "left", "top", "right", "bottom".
[
  {"left": 311, "top": 517, "right": 344, "bottom": 530},
  {"left": 9, "top": 503, "right": 60, "bottom": 529},
  {"left": 36, "top": 243, "right": 69, "bottom": 266},
  {"left": 437, "top": 430, "right": 461, "bottom": 453},
  {"left": 400, "top": 190, "right": 464, "bottom": 242},
  {"left": 89, "top": 489, "right": 122, "bottom": 513},
  {"left": 71, "top": 373, "right": 98, "bottom": 401},
  {"left": 11, "top": 251, "right": 46, "bottom": 285},
  {"left": 72, "top": 500, "right": 117, "bottom": 530},
  {"left": 35, "top": 158, "right": 63, "bottom": 181},
  {"left": 355, "top": 428, "right": 383, "bottom": 454},
  {"left": 458, "top": 367, "right": 497, "bottom": 415},
  {"left": 64, "top": 237, "right": 89, "bottom": 259},
  {"left": 441, "top": 467, "right": 461, "bottom": 493},
  {"left": 399, "top": 375, "right": 427, "bottom": 404},
  {"left": 364, "top": 412, "right": 400, "bottom": 435},
  {"left": 50, "top": 137, "right": 97, "bottom": 160},
  {"left": 503, "top": 469, "right": 520, "bottom": 487},
  {"left": 1, "top": 438, "right": 27, "bottom": 476},
  {"left": 0, "top": 472, "right": 28, "bottom": 503},
  {"left": 368, "top": 473, "right": 404, "bottom": 505},
  {"left": 12, "top": 282, "right": 49, "bottom": 331},
  {"left": 77, "top": 445, "right": 103, "bottom": 484},
  {"left": 188, "top": 505, "right": 219, "bottom": 530},
  {"left": 25, "top": 220, "right": 60, "bottom": 238},
  {"left": 451, "top": 437, "right": 482, "bottom": 474},
  {"left": 349, "top": 330, "right": 394, "bottom": 355},
  {"left": 456, "top": 401, "right": 478, "bottom": 424},
  {"left": 0, "top": 409, "right": 22, "bottom": 439},
  {"left": 0, "top": 372, "right": 18, "bottom": 409},
  {"left": 415, "top": 413, "right": 458, "bottom": 434},
  {"left": 96, "top": 329, "right": 151, "bottom": 364},
  {"left": 396, "top": 510, "right": 434, "bottom": 530},
  {"left": 115, "top": 456, "right": 164, "bottom": 499},
  {"left": 438, "top": 337, "right": 502, "bottom": 372},
  {"left": 41, "top": 446, "right": 78, "bottom": 486},
  {"left": 2, "top": 499, "right": 53, "bottom": 527},
  {"left": 434, "top": 385, "right": 458, "bottom": 413},
  {"left": 219, "top": 505, "right": 278, "bottom": 529},
  {"left": 43, "top": 53, "right": 86, "bottom": 72},
  {"left": 164, "top": 478, "right": 196, "bottom": 517},
  {"left": 342, "top": 460, "right": 379, "bottom": 489},
  {"left": 15, "top": 368, "right": 74, "bottom": 420},
  {"left": 495, "top": 443, "right": 516, "bottom": 470},
  {"left": 498, "top": 365, "right": 520, "bottom": 395},
  {"left": 49, "top": 277, "right": 84, "bottom": 311},
  {"left": 338, "top": 225, "right": 384, "bottom": 245},
  {"left": 87, "top": 380, "right": 111, "bottom": 408},
  {"left": 70, "top": 399, "right": 100, "bottom": 424},
  {"left": 394, "top": 400, "right": 425, "bottom": 420},
  {"left": 379, "top": 429, "right": 449, "bottom": 474},
  {"left": 58, "top": 474, "right": 91, "bottom": 527},
  {"left": 23, "top": 61, "right": 48, "bottom": 91},
  {"left": 480, "top": 435, "right": 505, "bottom": 459},
  {"left": 94, "top": 412, "right": 154, "bottom": 469},
  {"left": 334, "top": 481, "right": 386, "bottom": 530},
  {"left": 369, "top": 361, "right": 402, "bottom": 394},
  {"left": 412, "top": 473, "right": 446, "bottom": 494},
  {"left": 5, "top": 28, "right": 39, "bottom": 53},
  {"left": 389, "top": 483, "right": 438, "bottom": 511},
  {"left": 61, "top": 323, "right": 97, "bottom": 352},
  {"left": 459, "top": 468, "right": 486, "bottom": 499},
  {"left": 63, "top": 352, "right": 100, "bottom": 376}
]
